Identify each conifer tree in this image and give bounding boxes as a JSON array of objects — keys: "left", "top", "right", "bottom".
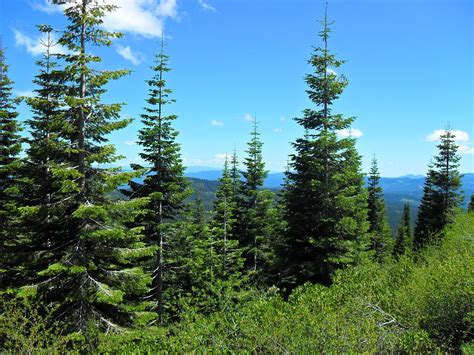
[
  {"left": 235, "top": 117, "right": 272, "bottom": 275},
  {"left": 124, "top": 37, "right": 190, "bottom": 325},
  {"left": 366, "top": 156, "right": 392, "bottom": 261},
  {"left": 431, "top": 129, "right": 463, "bottom": 228},
  {"left": 211, "top": 157, "right": 243, "bottom": 278},
  {"left": 16, "top": 1, "right": 156, "bottom": 332},
  {"left": 7, "top": 27, "right": 70, "bottom": 290},
  {"left": 393, "top": 203, "right": 412, "bottom": 258},
  {"left": 414, "top": 129, "right": 463, "bottom": 249},
  {"left": 468, "top": 194, "right": 474, "bottom": 213},
  {"left": 413, "top": 168, "right": 436, "bottom": 249},
  {"left": 279, "top": 8, "right": 369, "bottom": 288},
  {"left": 0, "top": 45, "right": 23, "bottom": 288}
]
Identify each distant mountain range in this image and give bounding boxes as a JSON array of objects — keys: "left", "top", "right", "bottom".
[
  {"left": 185, "top": 167, "right": 474, "bottom": 194},
  {"left": 184, "top": 167, "right": 474, "bottom": 231}
]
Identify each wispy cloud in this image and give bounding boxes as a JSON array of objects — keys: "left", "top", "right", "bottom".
[
  {"left": 280, "top": 116, "right": 286, "bottom": 122},
  {"left": 116, "top": 45, "right": 143, "bottom": 65},
  {"left": 32, "top": 0, "right": 179, "bottom": 38},
  {"left": 426, "top": 129, "right": 473, "bottom": 155},
  {"left": 336, "top": 128, "right": 363, "bottom": 138},
  {"left": 13, "top": 29, "right": 67, "bottom": 56},
  {"left": 214, "top": 153, "right": 231, "bottom": 163},
  {"left": 274, "top": 128, "right": 283, "bottom": 133},
  {"left": 14, "top": 90, "right": 35, "bottom": 98},
  {"left": 124, "top": 140, "right": 137, "bottom": 146},
  {"left": 244, "top": 113, "right": 253, "bottom": 122},
  {"left": 210, "top": 119, "right": 224, "bottom": 127},
  {"left": 458, "top": 145, "right": 474, "bottom": 155},
  {"left": 425, "top": 129, "right": 469, "bottom": 142},
  {"left": 198, "top": 0, "right": 216, "bottom": 12}
]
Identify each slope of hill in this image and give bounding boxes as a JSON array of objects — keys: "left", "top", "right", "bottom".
[{"left": 185, "top": 171, "right": 474, "bottom": 232}]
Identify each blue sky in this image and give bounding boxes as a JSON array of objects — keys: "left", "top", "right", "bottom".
[{"left": 2, "top": 0, "right": 473, "bottom": 176}]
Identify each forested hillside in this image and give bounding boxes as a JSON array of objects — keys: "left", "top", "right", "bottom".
[{"left": 1, "top": 1, "right": 472, "bottom": 353}]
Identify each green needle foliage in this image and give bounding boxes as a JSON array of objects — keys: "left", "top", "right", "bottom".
[
  {"left": 13, "top": 0, "right": 157, "bottom": 333},
  {"left": 367, "top": 156, "right": 392, "bottom": 261},
  {"left": 0, "top": 46, "right": 23, "bottom": 289},
  {"left": 9, "top": 27, "right": 71, "bottom": 292},
  {"left": 414, "top": 129, "right": 463, "bottom": 249},
  {"left": 279, "top": 8, "right": 369, "bottom": 289},
  {"left": 124, "top": 37, "right": 190, "bottom": 325},
  {"left": 393, "top": 203, "right": 412, "bottom": 258},
  {"left": 235, "top": 117, "right": 272, "bottom": 276}
]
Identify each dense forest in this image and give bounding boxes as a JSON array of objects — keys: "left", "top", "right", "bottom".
[{"left": 1, "top": 1, "right": 473, "bottom": 353}]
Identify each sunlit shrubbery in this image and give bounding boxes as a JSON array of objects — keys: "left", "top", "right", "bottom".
[{"left": 2, "top": 213, "right": 473, "bottom": 353}]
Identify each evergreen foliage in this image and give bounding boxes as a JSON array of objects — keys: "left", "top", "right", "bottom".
[
  {"left": 12, "top": 0, "right": 156, "bottom": 332},
  {"left": 366, "top": 156, "right": 392, "bottom": 261},
  {"left": 280, "top": 8, "right": 369, "bottom": 289},
  {"left": 1, "top": 3, "right": 471, "bottom": 353},
  {"left": 123, "top": 37, "right": 190, "bottom": 325},
  {"left": 0, "top": 45, "right": 22, "bottom": 288},
  {"left": 393, "top": 203, "right": 412, "bottom": 258},
  {"left": 235, "top": 117, "right": 272, "bottom": 276},
  {"left": 414, "top": 129, "right": 463, "bottom": 249}
]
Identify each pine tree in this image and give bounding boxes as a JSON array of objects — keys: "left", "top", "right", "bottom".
[
  {"left": 7, "top": 27, "right": 71, "bottom": 291},
  {"left": 468, "top": 194, "right": 474, "bottom": 213},
  {"left": 211, "top": 157, "right": 244, "bottom": 277},
  {"left": 431, "top": 129, "right": 463, "bottom": 229},
  {"left": 16, "top": 1, "right": 156, "bottom": 332},
  {"left": 414, "top": 129, "right": 463, "bottom": 249},
  {"left": 0, "top": 45, "right": 23, "bottom": 289},
  {"left": 280, "top": 8, "right": 369, "bottom": 289},
  {"left": 366, "top": 156, "right": 392, "bottom": 261},
  {"left": 393, "top": 203, "right": 412, "bottom": 258},
  {"left": 124, "top": 37, "right": 190, "bottom": 325},
  {"left": 235, "top": 116, "right": 272, "bottom": 275},
  {"left": 413, "top": 168, "right": 436, "bottom": 249}
]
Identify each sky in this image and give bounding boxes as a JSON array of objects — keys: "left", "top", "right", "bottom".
[{"left": 1, "top": 0, "right": 473, "bottom": 176}]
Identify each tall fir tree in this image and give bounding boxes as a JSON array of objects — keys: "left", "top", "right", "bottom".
[
  {"left": 279, "top": 8, "right": 369, "bottom": 289},
  {"left": 414, "top": 129, "right": 463, "bottom": 249},
  {"left": 0, "top": 45, "right": 23, "bottom": 289},
  {"left": 413, "top": 168, "right": 436, "bottom": 249},
  {"left": 366, "top": 156, "right": 392, "bottom": 261},
  {"left": 124, "top": 37, "right": 190, "bottom": 325},
  {"left": 7, "top": 27, "right": 71, "bottom": 291},
  {"left": 393, "top": 203, "right": 412, "bottom": 258},
  {"left": 15, "top": 1, "right": 156, "bottom": 332},
  {"left": 235, "top": 117, "right": 272, "bottom": 276}
]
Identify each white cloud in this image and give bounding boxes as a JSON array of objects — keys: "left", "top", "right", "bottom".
[
  {"left": 425, "top": 129, "right": 469, "bottom": 142},
  {"left": 458, "top": 144, "right": 474, "bottom": 155},
  {"left": 116, "top": 45, "right": 143, "bottom": 65},
  {"left": 326, "top": 68, "right": 337, "bottom": 76},
  {"left": 214, "top": 153, "right": 231, "bottom": 163},
  {"left": 210, "top": 120, "right": 224, "bottom": 127},
  {"left": 31, "top": 0, "right": 57, "bottom": 13},
  {"left": 336, "top": 128, "right": 363, "bottom": 138},
  {"left": 244, "top": 113, "right": 253, "bottom": 122},
  {"left": 280, "top": 116, "right": 286, "bottom": 122},
  {"left": 13, "top": 29, "right": 67, "bottom": 56},
  {"left": 274, "top": 128, "right": 283, "bottom": 133},
  {"left": 33, "top": 0, "right": 179, "bottom": 38},
  {"left": 198, "top": 0, "right": 216, "bottom": 12},
  {"left": 124, "top": 140, "right": 137, "bottom": 146},
  {"left": 14, "top": 90, "right": 35, "bottom": 98},
  {"left": 157, "top": 0, "right": 178, "bottom": 18}
]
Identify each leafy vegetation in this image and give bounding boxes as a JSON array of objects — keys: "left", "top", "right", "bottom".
[
  {"left": 0, "top": 1, "right": 471, "bottom": 352},
  {"left": 2, "top": 213, "right": 473, "bottom": 352}
]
